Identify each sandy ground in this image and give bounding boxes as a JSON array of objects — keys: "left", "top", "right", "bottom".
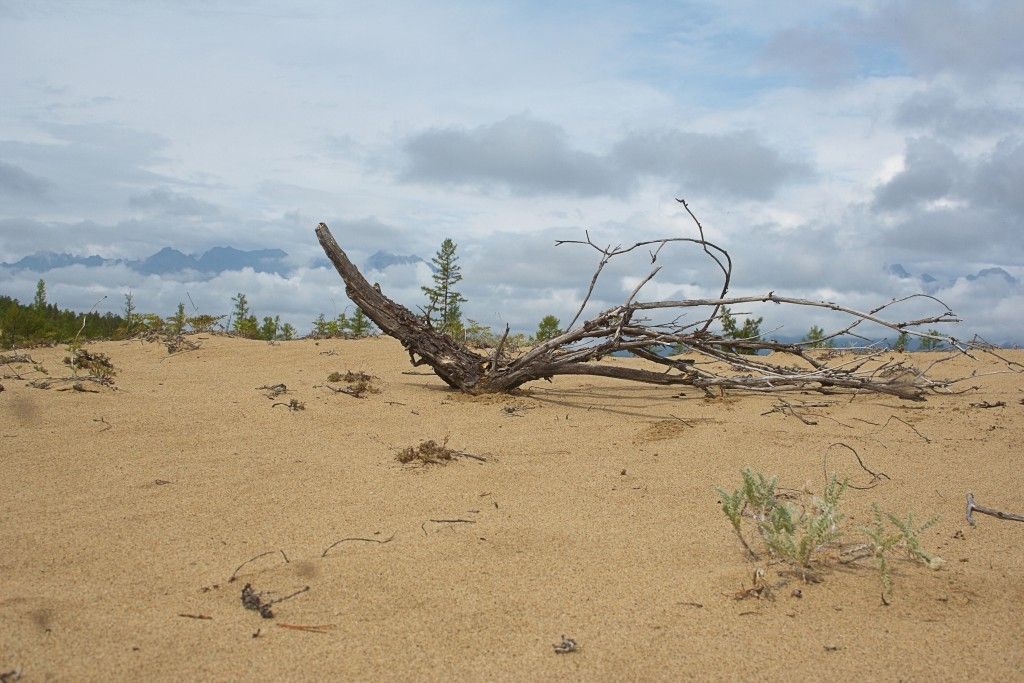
[{"left": 1, "top": 336, "right": 1022, "bottom": 681}]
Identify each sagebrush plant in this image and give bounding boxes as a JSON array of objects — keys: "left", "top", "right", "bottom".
[
  {"left": 861, "top": 504, "right": 944, "bottom": 602},
  {"left": 717, "top": 468, "right": 943, "bottom": 597}
]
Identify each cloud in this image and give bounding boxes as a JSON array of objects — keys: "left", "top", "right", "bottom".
[
  {"left": 972, "top": 136, "right": 1024, "bottom": 214},
  {"left": 872, "top": 0, "right": 1024, "bottom": 81},
  {"left": 611, "top": 129, "right": 811, "bottom": 200},
  {"left": 401, "top": 115, "right": 808, "bottom": 200},
  {"left": 129, "top": 188, "right": 220, "bottom": 217},
  {"left": 402, "top": 115, "right": 619, "bottom": 197},
  {"left": 0, "top": 159, "right": 51, "bottom": 197},
  {"left": 873, "top": 137, "right": 959, "bottom": 210},
  {"left": 759, "top": 26, "right": 857, "bottom": 85},
  {"left": 894, "top": 87, "right": 1023, "bottom": 138},
  {"left": 761, "top": 2, "right": 1024, "bottom": 85}
]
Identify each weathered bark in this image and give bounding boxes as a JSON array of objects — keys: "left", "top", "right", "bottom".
[{"left": 316, "top": 219, "right": 976, "bottom": 399}]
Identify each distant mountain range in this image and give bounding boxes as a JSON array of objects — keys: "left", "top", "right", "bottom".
[
  {"left": 2, "top": 246, "right": 291, "bottom": 276},
  {"left": 1, "top": 247, "right": 432, "bottom": 278},
  {"left": 886, "top": 263, "right": 1018, "bottom": 289}
]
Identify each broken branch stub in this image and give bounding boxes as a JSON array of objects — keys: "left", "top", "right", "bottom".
[{"left": 315, "top": 211, "right": 975, "bottom": 399}]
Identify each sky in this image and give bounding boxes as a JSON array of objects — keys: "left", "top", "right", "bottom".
[{"left": 1, "top": 1, "right": 1022, "bottom": 342}]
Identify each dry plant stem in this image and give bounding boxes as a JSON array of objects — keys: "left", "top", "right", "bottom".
[
  {"left": 276, "top": 623, "right": 334, "bottom": 633},
  {"left": 822, "top": 443, "right": 890, "bottom": 490},
  {"left": 229, "top": 550, "right": 288, "bottom": 582},
  {"left": 316, "top": 213, "right": 995, "bottom": 398},
  {"left": 966, "top": 493, "right": 1024, "bottom": 525},
  {"left": 875, "top": 415, "right": 931, "bottom": 443},
  {"left": 321, "top": 533, "right": 395, "bottom": 558}
]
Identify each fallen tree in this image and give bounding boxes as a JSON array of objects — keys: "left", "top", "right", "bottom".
[{"left": 315, "top": 204, "right": 982, "bottom": 400}]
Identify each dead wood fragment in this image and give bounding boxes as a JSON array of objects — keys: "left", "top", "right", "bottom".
[
  {"left": 272, "top": 398, "right": 305, "bottom": 411},
  {"left": 0, "top": 668, "right": 22, "bottom": 683},
  {"left": 178, "top": 613, "right": 212, "bottom": 620},
  {"left": 241, "top": 583, "right": 275, "bottom": 618},
  {"left": 968, "top": 400, "right": 1006, "bottom": 409},
  {"left": 240, "top": 584, "right": 310, "bottom": 619},
  {"left": 257, "top": 383, "right": 288, "bottom": 398},
  {"left": 553, "top": 636, "right": 578, "bottom": 654},
  {"left": 966, "top": 493, "right": 1024, "bottom": 525},
  {"left": 315, "top": 209, "right": 1001, "bottom": 399}
]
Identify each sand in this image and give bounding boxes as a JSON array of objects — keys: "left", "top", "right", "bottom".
[{"left": 1, "top": 336, "right": 1022, "bottom": 680}]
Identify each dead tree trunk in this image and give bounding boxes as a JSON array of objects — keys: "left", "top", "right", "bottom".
[{"left": 316, "top": 209, "right": 976, "bottom": 399}]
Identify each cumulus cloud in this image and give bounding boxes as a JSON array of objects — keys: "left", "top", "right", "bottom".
[
  {"left": 401, "top": 115, "right": 809, "bottom": 200},
  {"left": 402, "top": 115, "right": 619, "bottom": 197},
  {"left": 873, "top": 137, "right": 960, "bottom": 210}
]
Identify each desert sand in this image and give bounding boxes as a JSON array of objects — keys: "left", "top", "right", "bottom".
[{"left": 1, "top": 336, "right": 1022, "bottom": 681}]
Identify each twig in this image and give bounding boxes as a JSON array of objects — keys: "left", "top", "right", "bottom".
[
  {"left": 968, "top": 401, "right": 1006, "bottom": 409},
  {"left": 276, "top": 623, "right": 335, "bottom": 634},
  {"left": 822, "top": 443, "right": 890, "bottom": 490},
  {"left": 874, "top": 415, "right": 931, "bottom": 443},
  {"left": 269, "top": 585, "right": 310, "bottom": 606},
  {"left": 178, "top": 613, "right": 213, "bottom": 620},
  {"left": 966, "top": 493, "right": 1024, "bottom": 525},
  {"left": 92, "top": 417, "right": 112, "bottom": 432},
  {"left": 228, "top": 550, "right": 287, "bottom": 583},
  {"left": 321, "top": 533, "right": 395, "bottom": 558}
]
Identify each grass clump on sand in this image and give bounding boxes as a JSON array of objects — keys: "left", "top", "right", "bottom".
[
  {"left": 63, "top": 347, "right": 116, "bottom": 384},
  {"left": 326, "top": 370, "right": 379, "bottom": 398},
  {"left": 397, "top": 438, "right": 485, "bottom": 466},
  {"left": 717, "top": 467, "right": 943, "bottom": 601}
]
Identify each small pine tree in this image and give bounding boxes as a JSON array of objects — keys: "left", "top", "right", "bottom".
[
  {"left": 918, "top": 330, "right": 943, "bottom": 351},
  {"left": 893, "top": 331, "right": 910, "bottom": 352},
  {"left": 421, "top": 238, "right": 468, "bottom": 336},
  {"left": 349, "top": 308, "right": 374, "bottom": 337},
  {"left": 123, "top": 291, "right": 137, "bottom": 335},
  {"left": 168, "top": 303, "right": 187, "bottom": 335},
  {"left": 259, "top": 315, "right": 280, "bottom": 340},
  {"left": 535, "top": 315, "right": 562, "bottom": 342},
  {"left": 335, "top": 311, "right": 351, "bottom": 336},
  {"left": 312, "top": 314, "right": 331, "bottom": 337},
  {"left": 33, "top": 279, "right": 47, "bottom": 310},
  {"left": 719, "top": 306, "right": 762, "bottom": 355},
  {"left": 804, "top": 325, "right": 833, "bottom": 348},
  {"left": 231, "top": 293, "right": 259, "bottom": 338},
  {"left": 280, "top": 322, "right": 295, "bottom": 340}
]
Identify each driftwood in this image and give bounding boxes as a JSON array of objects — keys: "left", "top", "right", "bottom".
[
  {"left": 966, "top": 493, "right": 1024, "bottom": 525},
  {"left": 315, "top": 204, "right": 984, "bottom": 399}
]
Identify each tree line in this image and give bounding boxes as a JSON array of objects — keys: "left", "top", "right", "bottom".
[{"left": 1, "top": 261, "right": 948, "bottom": 351}]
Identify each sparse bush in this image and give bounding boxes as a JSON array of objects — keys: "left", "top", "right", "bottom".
[
  {"left": 63, "top": 348, "right": 116, "bottom": 383},
  {"left": 717, "top": 467, "right": 943, "bottom": 599}
]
